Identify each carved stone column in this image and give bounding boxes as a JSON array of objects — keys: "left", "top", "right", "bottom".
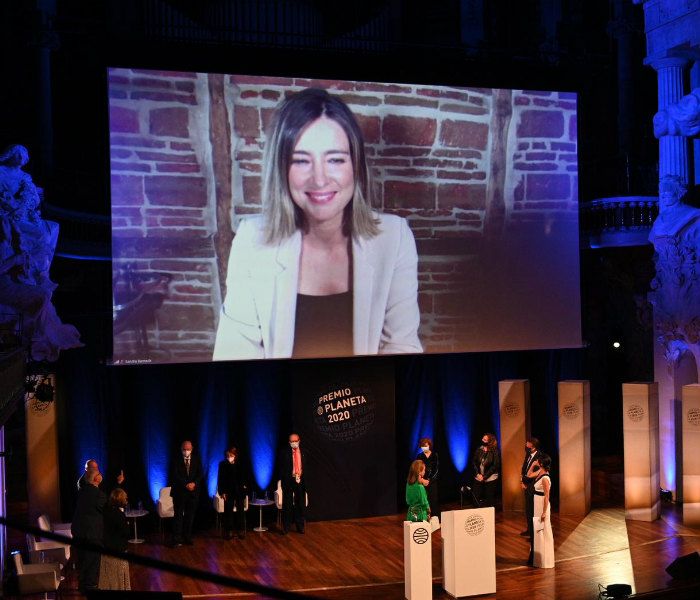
[
  {"left": 647, "top": 57, "right": 689, "bottom": 185},
  {"left": 691, "top": 60, "right": 700, "bottom": 185}
]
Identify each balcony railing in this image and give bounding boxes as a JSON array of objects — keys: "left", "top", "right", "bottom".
[{"left": 581, "top": 196, "right": 658, "bottom": 248}]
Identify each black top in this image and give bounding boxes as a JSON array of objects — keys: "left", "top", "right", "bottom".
[
  {"left": 471, "top": 446, "right": 501, "bottom": 480},
  {"left": 417, "top": 451, "right": 439, "bottom": 482},
  {"left": 71, "top": 484, "right": 107, "bottom": 542},
  {"left": 292, "top": 292, "right": 353, "bottom": 358},
  {"left": 103, "top": 504, "right": 130, "bottom": 553},
  {"left": 217, "top": 459, "right": 246, "bottom": 496}
]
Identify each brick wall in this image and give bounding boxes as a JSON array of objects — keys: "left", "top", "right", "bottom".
[{"left": 110, "top": 69, "right": 578, "bottom": 361}]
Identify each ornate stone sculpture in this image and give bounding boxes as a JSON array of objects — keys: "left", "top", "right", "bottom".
[
  {"left": 653, "top": 87, "right": 700, "bottom": 138},
  {"left": 648, "top": 176, "right": 700, "bottom": 366},
  {"left": 0, "top": 144, "right": 82, "bottom": 361}
]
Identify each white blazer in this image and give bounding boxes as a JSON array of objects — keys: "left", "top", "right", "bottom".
[{"left": 212, "top": 213, "right": 422, "bottom": 360}]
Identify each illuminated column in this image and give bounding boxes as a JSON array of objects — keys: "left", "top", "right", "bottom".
[
  {"left": 692, "top": 61, "right": 700, "bottom": 187},
  {"left": 622, "top": 383, "right": 660, "bottom": 521},
  {"left": 646, "top": 56, "right": 689, "bottom": 183},
  {"left": 558, "top": 380, "right": 591, "bottom": 516},
  {"left": 499, "top": 380, "right": 530, "bottom": 512},
  {"left": 26, "top": 375, "right": 62, "bottom": 522},
  {"left": 682, "top": 384, "right": 700, "bottom": 526}
]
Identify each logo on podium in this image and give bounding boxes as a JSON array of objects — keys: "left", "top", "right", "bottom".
[
  {"left": 626, "top": 404, "right": 645, "bottom": 422},
  {"left": 464, "top": 515, "right": 485, "bottom": 536},
  {"left": 562, "top": 403, "right": 579, "bottom": 419},
  {"left": 503, "top": 402, "right": 520, "bottom": 418},
  {"left": 412, "top": 528, "right": 429, "bottom": 544},
  {"left": 687, "top": 407, "right": 700, "bottom": 427}
]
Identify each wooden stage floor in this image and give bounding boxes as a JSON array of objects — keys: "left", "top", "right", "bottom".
[{"left": 53, "top": 502, "right": 700, "bottom": 599}]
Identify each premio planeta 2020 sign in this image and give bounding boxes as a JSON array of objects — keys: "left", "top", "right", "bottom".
[{"left": 313, "top": 382, "right": 376, "bottom": 442}]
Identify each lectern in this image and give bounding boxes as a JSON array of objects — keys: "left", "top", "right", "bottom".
[
  {"left": 404, "top": 517, "right": 440, "bottom": 600},
  {"left": 442, "top": 508, "right": 496, "bottom": 597}
]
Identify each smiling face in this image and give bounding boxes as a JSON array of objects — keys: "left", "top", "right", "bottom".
[{"left": 287, "top": 116, "right": 355, "bottom": 232}]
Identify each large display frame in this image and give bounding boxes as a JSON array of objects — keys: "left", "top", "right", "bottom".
[{"left": 109, "top": 68, "right": 582, "bottom": 365}]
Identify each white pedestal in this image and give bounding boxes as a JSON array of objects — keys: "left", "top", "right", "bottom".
[
  {"left": 682, "top": 384, "right": 700, "bottom": 526},
  {"left": 404, "top": 521, "right": 433, "bottom": 600},
  {"left": 622, "top": 382, "right": 660, "bottom": 521},
  {"left": 558, "top": 380, "right": 591, "bottom": 516},
  {"left": 499, "top": 380, "right": 530, "bottom": 512},
  {"left": 441, "top": 508, "right": 496, "bottom": 597}
]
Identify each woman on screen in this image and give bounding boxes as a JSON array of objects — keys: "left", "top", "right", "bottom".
[{"left": 213, "top": 88, "right": 422, "bottom": 360}]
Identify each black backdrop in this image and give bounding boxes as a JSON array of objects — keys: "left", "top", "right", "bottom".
[
  {"left": 291, "top": 359, "right": 396, "bottom": 520},
  {"left": 57, "top": 348, "right": 582, "bottom": 524}
]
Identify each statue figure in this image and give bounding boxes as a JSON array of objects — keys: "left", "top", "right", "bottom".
[
  {"left": 649, "top": 175, "right": 700, "bottom": 239},
  {"left": 653, "top": 87, "right": 700, "bottom": 138},
  {"left": 0, "top": 144, "right": 82, "bottom": 361},
  {"left": 648, "top": 177, "right": 700, "bottom": 365}
]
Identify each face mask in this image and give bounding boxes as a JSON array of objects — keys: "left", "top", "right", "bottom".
[
  {"left": 421, "top": 446, "right": 430, "bottom": 453},
  {"left": 182, "top": 450, "right": 192, "bottom": 458},
  {"left": 227, "top": 456, "right": 235, "bottom": 464},
  {"left": 290, "top": 441, "right": 299, "bottom": 449}
]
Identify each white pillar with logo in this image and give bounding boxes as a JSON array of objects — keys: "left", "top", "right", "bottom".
[
  {"left": 404, "top": 517, "right": 440, "bottom": 600},
  {"left": 682, "top": 384, "right": 700, "bottom": 526},
  {"left": 441, "top": 508, "right": 496, "bottom": 597}
]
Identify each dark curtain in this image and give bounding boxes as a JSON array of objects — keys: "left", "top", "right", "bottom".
[{"left": 57, "top": 347, "right": 581, "bottom": 522}]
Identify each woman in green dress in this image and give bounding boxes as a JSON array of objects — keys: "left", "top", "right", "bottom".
[{"left": 406, "top": 459, "right": 430, "bottom": 522}]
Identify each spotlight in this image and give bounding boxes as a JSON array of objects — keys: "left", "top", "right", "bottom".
[
  {"left": 612, "top": 341, "right": 621, "bottom": 349},
  {"left": 660, "top": 488, "right": 673, "bottom": 502},
  {"left": 598, "top": 583, "right": 632, "bottom": 599}
]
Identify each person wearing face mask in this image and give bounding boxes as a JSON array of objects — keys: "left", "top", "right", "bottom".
[
  {"left": 471, "top": 433, "right": 500, "bottom": 508},
  {"left": 416, "top": 437, "right": 440, "bottom": 518},
  {"left": 520, "top": 437, "right": 541, "bottom": 537},
  {"left": 217, "top": 446, "right": 247, "bottom": 540},
  {"left": 169, "top": 440, "right": 203, "bottom": 547},
  {"left": 278, "top": 433, "right": 306, "bottom": 534}
]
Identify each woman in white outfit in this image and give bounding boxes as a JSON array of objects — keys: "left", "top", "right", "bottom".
[{"left": 527, "top": 453, "right": 554, "bottom": 568}]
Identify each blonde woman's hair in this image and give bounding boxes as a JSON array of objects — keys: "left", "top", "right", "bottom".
[
  {"left": 407, "top": 459, "right": 425, "bottom": 484},
  {"left": 261, "top": 87, "right": 379, "bottom": 244}
]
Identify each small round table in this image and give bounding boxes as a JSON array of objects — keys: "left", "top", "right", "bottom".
[
  {"left": 249, "top": 499, "right": 275, "bottom": 532},
  {"left": 125, "top": 509, "right": 149, "bottom": 544}
]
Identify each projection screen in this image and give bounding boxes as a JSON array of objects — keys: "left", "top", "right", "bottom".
[{"left": 109, "top": 68, "right": 582, "bottom": 364}]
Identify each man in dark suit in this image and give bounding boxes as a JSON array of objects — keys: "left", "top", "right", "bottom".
[
  {"left": 169, "top": 439, "right": 203, "bottom": 546},
  {"left": 521, "top": 437, "right": 541, "bottom": 541},
  {"left": 71, "top": 468, "right": 107, "bottom": 592},
  {"left": 278, "top": 432, "right": 305, "bottom": 534}
]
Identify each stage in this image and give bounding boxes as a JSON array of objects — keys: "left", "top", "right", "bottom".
[{"left": 49, "top": 502, "right": 700, "bottom": 600}]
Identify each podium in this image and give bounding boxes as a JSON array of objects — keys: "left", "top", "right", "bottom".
[
  {"left": 404, "top": 517, "right": 440, "bottom": 600},
  {"left": 441, "top": 508, "right": 495, "bottom": 597}
]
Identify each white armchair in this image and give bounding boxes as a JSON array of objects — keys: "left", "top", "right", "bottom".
[
  {"left": 26, "top": 533, "right": 70, "bottom": 568},
  {"left": 37, "top": 514, "right": 72, "bottom": 539},
  {"left": 156, "top": 486, "right": 175, "bottom": 539},
  {"left": 12, "top": 550, "right": 61, "bottom": 597},
  {"left": 213, "top": 492, "right": 249, "bottom": 535},
  {"left": 274, "top": 480, "right": 309, "bottom": 528}
]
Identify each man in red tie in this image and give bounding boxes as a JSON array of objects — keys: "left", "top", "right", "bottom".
[{"left": 279, "top": 433, "right": 306, "bottom": 534}]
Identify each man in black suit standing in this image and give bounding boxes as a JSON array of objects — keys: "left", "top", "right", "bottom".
[
  {"left": 169, "top": 440, "right": 203, "bottom": 546},
  {"left": 71, "top": 468, "right": 106, "bottom": 593},
  {"left": 278, "top": 432, "right": 305, "bottom": 534},
  {"left": 520, "top": 437, "right": 541, "bottom": 543}
]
